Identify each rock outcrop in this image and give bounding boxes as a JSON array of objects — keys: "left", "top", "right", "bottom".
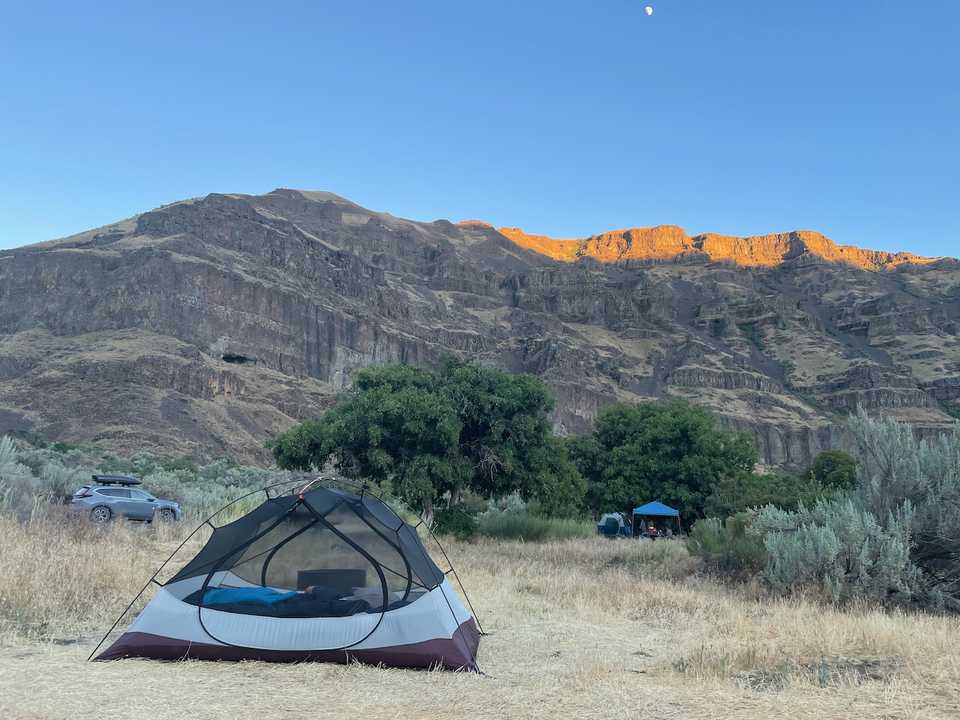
[
  {"left": 1, "top": 189, "right": 957, "bottom": 464},
  {"left": 502, "top": 225, "right": 943, "bottom": 270}
]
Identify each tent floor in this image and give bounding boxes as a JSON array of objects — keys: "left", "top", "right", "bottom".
[{"left": 95, "top": 618, "right": 481, "bottom": 671}]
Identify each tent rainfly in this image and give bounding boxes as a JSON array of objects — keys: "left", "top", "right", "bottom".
[{"left": 90, "top": 481, "right": 482, "bottom": 671}]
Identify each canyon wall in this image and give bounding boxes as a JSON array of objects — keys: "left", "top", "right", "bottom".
[{"left": 1, "top": 189, "right": 957, "bottom": 464}]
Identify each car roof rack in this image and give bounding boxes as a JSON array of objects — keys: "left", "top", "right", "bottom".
[{"left": 91, "top": 474, "right": 142, "bottom": 486}]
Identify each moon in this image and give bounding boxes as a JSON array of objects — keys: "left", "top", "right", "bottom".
[{"left": 644, "top": 5, "right": 654, "bottom": 15}]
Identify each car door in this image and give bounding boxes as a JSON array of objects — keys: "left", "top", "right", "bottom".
[
  {"left": 124, "top": 488, "right": 156, "bottom": 520},
  {"left": 94, "top": 488, "right": 130, "bottom": 517},
  {"left": 97, "top": 488, "right": 144, "bottom": 519}
]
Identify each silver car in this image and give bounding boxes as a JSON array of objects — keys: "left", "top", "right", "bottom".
[{"left": 70, "top": 475, "right": 182, "bottom": 523}]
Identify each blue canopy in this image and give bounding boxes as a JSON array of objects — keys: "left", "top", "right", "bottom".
[{"left": 632, "top": 501, "right": 679, "bottom": 518}]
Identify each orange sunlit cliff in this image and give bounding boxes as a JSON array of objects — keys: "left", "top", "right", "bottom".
[{"left": 494, "top": 225, "right": 939, "bottom": 270}]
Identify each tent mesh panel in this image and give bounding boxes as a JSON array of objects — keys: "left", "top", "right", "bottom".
[{"left": 165, "top": 488, "right": 444, "bottom": 619}]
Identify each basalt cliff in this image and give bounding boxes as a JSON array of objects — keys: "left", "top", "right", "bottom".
[{"left": 1, "top": 189, "right": 958, "bottom": 465}]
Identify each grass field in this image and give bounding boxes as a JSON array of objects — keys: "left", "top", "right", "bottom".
[{"left": 1, "top": 509, "right": 959, "bottom": 720}]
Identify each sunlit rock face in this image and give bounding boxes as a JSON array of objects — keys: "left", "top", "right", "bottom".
[
  {"left": 1, "top": 188, "right": 957, "bottom": 465},
  {"left": 501, "top": 224, "right": 941, "bottom": 270}
]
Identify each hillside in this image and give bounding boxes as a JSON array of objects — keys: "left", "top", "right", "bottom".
[{"left": 1, "top": 189, "right": 958, "bottom": 464}]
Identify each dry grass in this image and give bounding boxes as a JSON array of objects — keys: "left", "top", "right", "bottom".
[
  {"left": 0, "top": 507, "right": 206, "bottom": 641},
  {"left": 1, "top": 511, "right": 959, "bottom": 719}
]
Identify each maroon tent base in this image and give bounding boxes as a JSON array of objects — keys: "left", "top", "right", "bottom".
[{"left": 96, "top": 618, "right": 481, "bottom": 671}]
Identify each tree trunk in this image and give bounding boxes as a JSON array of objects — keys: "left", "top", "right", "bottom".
[{"left": 422, "top": 495, "right": 434, "bottom": 528}]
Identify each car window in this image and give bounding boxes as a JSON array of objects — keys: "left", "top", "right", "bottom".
[
  {"left": 97, "top": 488, "right": 131, "bottom": 498},
  {"left": 128, "top": 489, "right": 153, "bottom": 500}
]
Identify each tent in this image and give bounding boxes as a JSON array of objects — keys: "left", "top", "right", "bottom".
[
  {"left": 632, "top": 500, "right": 682, "bottom": 537},
  {"left": 596, "top": 511, "right": 631, "bottom": 538},
  {"left": 90, "top": 480, "right": 482, "bottom": 671}
]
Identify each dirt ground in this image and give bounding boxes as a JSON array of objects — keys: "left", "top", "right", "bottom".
[{"left": 2, "top": 527, "right": 959, "bottom": 720}]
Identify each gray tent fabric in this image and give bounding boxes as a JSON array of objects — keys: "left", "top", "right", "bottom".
[{"left": 94, "top": 485, "right": 481, "bottom": 671}]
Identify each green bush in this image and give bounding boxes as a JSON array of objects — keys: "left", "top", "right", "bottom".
[
  {"left": 433, "top": 506, "right": 477, "bottom": 540},
  {"left": 475, "top": 511, "right": 594, "bottom": 541},
  {"left": 569, "top": 399, "right": 757, "bottom": 521},
  {"left": 270, "top": 358, "right": 582, "bottom": 518},
  {"left": 808, "top": 450, "right": 858, "bottom": 491},
  {"left": 704, "top": 469, "right": 826, "bottom": 517},
  {"left": 471, "top": 495, "right": 590, "bottom": 540},
  {"left": 689, "top": 413, "right": 960, "bottom": 609},
  {"left": 687, "top": 512, "right": 766, "bottom": 574},
  {"left": 0, "top": 436, "right": 39, "bottom": 513}
]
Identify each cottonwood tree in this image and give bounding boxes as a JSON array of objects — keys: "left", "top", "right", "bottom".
[
  {"left": 568, "top": 400, "right": 757, "bottom": 520},
  {"left": 270, "top": 358, "right": 584, "bottom": 521}
]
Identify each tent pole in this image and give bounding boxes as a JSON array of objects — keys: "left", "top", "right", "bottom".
[
  {"left": 425, "top": 525, "right": 486, "bottom": 635},
  {"left": 326, "top": 474, "right": 486, "bottom": 636},
  {"left": 86, "top": 476, "right": 306, "bottom": 662}
]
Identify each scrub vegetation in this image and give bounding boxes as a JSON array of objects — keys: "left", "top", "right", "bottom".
[
  {"left": 2, "top": 358, "right": 959, "bottom": 716},
  {"left": 3, "top": 359, "right": 956, "bottom": 612},
  {"left": 2, "top": 509, "right": 959, "bottom": 719},
  {"left": 0, "top": 434, "right": 298, "bottom": 521}
]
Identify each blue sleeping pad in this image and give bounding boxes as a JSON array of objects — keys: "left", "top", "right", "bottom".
[{"left": 203, "top": 587, "right": 299, "bottom": 606}]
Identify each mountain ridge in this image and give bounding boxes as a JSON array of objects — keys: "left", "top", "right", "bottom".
[
  {"left": 1, "top": 188, "right": 958, "bottom": 465},
  {"left": 496, "top": 224, "right": 945, "bottom": 270}
]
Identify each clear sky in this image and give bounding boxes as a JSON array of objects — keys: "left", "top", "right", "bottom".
[{"left": 1, "top": 1, "right": 957, "bottom": 255}]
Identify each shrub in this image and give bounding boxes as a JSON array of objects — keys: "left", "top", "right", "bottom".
[
  {"left": 480, "top": 491, "right": 528, "bottom": 516},
  {"left": 0, "top": 437, "right": 55, "bottom": 515},
  {"left": 474, "top": 495, "right": 593, "bottom": 541},
  {"left": 0, "top": 435, "right": 296, "bottom": 522},
  {"left": 36, "top": 461, "right": 88, "bottom": 502},
  {"left": 475, "top": 512, "right": 594, "bottom": 541},
  {"left": 687, "top": 512, "right": 766, "bottom": 574},
  {"left": 704, "top": 469, "right": 826, "bottom": 517},
  {"left": 433, "top": 506, "right": 477, "bottom": 540},
  {"left": 808, "top": 450, "right": 858, "bottom": 492},
  {"left": 700, "top": 413, "right": 960, "bottom": 610},
  {"left": 846, "top": 411, "right": 960, "bottom": 609},
  {"left": 754, "top": 498, "right": 918, "bottom": 604},
  {"left": 454, "top": 489, "right": 488, "bottom": 516}
]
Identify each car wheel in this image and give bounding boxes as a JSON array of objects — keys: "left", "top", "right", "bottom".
[
  {"left": 157, "top": 508, "right": 176, "bottom": 522},
  {"left": 90, "top": 506, "right": 112, "bottom": 523}
]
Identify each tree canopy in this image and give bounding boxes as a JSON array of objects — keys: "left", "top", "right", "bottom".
[
  {"left": 568, "top": 400, "right": 757, "bottom": 520},
  {"left": 270, "top": 358, "right": 583, "bottom": 517},
  {"left": 808, "top": 449, "right": 858, "bottom": 491},
  {"left": 272, "top": 362, "right": 856, "bottom": 526}
]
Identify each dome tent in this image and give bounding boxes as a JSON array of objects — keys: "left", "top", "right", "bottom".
[{"left": 90, "top": 478, "right": 482, "bottom": 671}]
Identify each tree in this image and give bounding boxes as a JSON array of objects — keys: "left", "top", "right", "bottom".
[
  {"left": 704, "top": 469, "right": 820, "bottom": 518},
  {"left": 269, "top": 358, "right": 583, "bottom": 519},
  {"left": 435, "top": 357, "right": 557, "bottom": 499},
  {"left": 522, "top": 436, "right": 587, "bottom": 518},
  {"left": 808, "top": 449, "right": 858, "bottom": 492},
  {"left": 570, "top": 400, "right": 757, "bottom": 520},
  {"left": 270, "top": 364, "right": 466, "bottom": 520}
]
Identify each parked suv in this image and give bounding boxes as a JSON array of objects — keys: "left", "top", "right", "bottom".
[{"left": 70, "top": 475, "right": 181, "bottom": 523}]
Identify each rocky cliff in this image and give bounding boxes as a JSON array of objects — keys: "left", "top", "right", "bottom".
[
  {"left": 501, "top": 225, "right": 941, "bottom": 270},
  {"left": 1, "top": 189, "right": 958, "bottom": 464}
]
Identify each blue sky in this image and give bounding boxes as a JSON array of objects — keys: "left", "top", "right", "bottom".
[{"left": 1, "top": 1, "right": 957, "bottom": 255}]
